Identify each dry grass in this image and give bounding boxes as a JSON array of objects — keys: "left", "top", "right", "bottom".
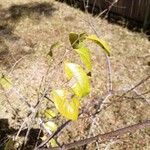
[{"left": 0, "top": 0, "right": 150, "bottom": 149}]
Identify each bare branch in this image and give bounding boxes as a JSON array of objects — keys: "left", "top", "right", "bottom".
[
  {"left": 118, "top": 75, "right": 150, "bottom": 100},
  {"left": 39, "top": 120, "right": 150, "bottom": 150},
  {"left": 36, "top": 120, "right": 71, "bottom": 149}
]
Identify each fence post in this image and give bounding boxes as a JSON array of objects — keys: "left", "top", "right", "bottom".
[{"left": 143, "top": 1, "right": 150, "bottom": 30}]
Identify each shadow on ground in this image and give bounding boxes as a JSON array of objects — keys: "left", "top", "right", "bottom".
[
  {"left": 0, "top": 2, "right": 57, "bottom": 68},
  {"left": 0, "top": 2, "right": 56, "bottom": 40},
  {"left": 0, "top": 119, "right": 43, "bottom": 150}
]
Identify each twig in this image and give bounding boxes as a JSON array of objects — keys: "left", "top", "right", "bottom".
[
  {"left": 105, "top": 55, "right": 113, "bottom": 93},
  {"left": 118, "top": 75, "right": 150, "bottom": 100},
  {"left": 137, "top": 90, "right": 150, "bottom": 96},
  {"left": 132, "top": 89, "right": 150, "bottom": 104},
  {"left": 83, "top": 15, "right": 113, "bottom": 94},
  {"left": 91, "top": 0, "right": 97, "bottom": 14},
  {"left": 105, "top": 0, "right": 120, "bottom": 17},
  {"left": 8, "top": 56, "right": 25, "bottom": 76},
  {"left": 15, "top": 119, "right": 27, "bottom": 140},
  {"left": 34, "top": 128, "right": 42, "bottom": 148},
  {"left": 39, "top": 120, "right": 150, "bottom": 150},
  {"left": 36, "top": 120, "right": 71, "bottom": 149},
  {"left": 36, "top": 91, "right": 112, "bottom": 149}
]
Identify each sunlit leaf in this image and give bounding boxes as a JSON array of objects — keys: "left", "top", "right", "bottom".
[
  {"left": 0, "top": 75, "right": 12, "bottom": 90},
  {"left": 41, "top": 135, "right": 58, "bottom": 148},
  {"left": 86, "top": 35, "right": 110, "bottom": 56},
  {"left": 75, "top": 46, "right": 92, "bottom": 71},
  {"left": 69, "top": 32, "right": 87, "bottom": 49},
  {"left": 51, "top": 89, "right": 80, "bottom": 120},
  {"left": 50, "top": 138, "right": 58, "bottom": 147},
  {"left": 44, "top": 109, "right": 57, "bottom": 119},
  {"left": 64, "top": 63, "right": 90, "bottom": 98},
  {"left": 45, "top": 121, "right": 58, "bottom": 132}
]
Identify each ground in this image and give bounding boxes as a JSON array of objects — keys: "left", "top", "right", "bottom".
[{"left": 0, "top": 0, "right": 150, "bottom": 150}]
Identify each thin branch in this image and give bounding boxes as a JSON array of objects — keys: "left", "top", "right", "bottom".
[
  {"left": 137, "top": 90, "right": 150, "bottom": 96},
  {"left": 105, "top": 54, "right": 113, "bottom": 93},
  {"left": 105, "top": 0, "right": 120, "bottom": 18},
  {"left": 39, "top": 120, "right": 150, "bottom": 150},
  {"left": 8, "top": 56, "right": 25, "bottom": 76},
  {"left": 36, "top": 120, "right": 71, "bottom": 149},
  {"left": 132, "top": 89, "right": 150, "bottom": 104},
  {"left": 36, "top": 92, "right": 112, "bottom": 149},
  {"left": 118, "top": 75, "right": 150, "bottom": 100}
]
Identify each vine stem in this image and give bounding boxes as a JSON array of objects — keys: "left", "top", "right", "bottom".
[{"left": 38, "top": 120, "right": 150, "bottom": 150}]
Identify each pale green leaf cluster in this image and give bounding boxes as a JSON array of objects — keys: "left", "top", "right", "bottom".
[
  {"left": 42, "top": 109, "right": 58, "bottom": 147},
  {"left": 49, "top": 32, "right": 110, "bottom": 121}
]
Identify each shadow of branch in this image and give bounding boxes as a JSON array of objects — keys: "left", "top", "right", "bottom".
[{"left": 0, "top": 119, "right": 43, "bottom": 150}]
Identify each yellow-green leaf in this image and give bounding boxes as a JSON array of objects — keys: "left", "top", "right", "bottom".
[
  {"left": 47, "top": 42, "right": 62, "bottom": 65},
  {"left": 75, "top": 46, "right": 92, "bottom": 71},
  {"left": 69, "top": 32, "right": 87, "bottom": 49},
  {"left": 50, "top": 138, "right": 58, "bottom": 147},
  {"left": 44, "top": 109, "right": 57, "bottom": 119},
  {"left": 0, "top": 75, "right": 12, "bottom": 90},
  {"left": 45, "top": 121, "right": 58, "bottom": 132},
  {"left": 41, "top": 136, "right": 58, "bottom": 147},
  {"left": 48, "top": 42, "right": 61, "bottom": 57},
  {"left": 86, "top": 35, "right": 110, "bottom": 56},
  {"left": 64, "top": 63, "right": 90, "bottom": 98},
  {"left": 51, "top": 89, "right": 80, "bottom": 120}
]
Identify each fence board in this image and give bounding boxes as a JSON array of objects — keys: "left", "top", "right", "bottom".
[{"left": 86, "top": 0, "right": 150, "bottom": 23}]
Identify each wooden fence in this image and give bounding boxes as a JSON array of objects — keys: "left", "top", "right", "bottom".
[{"left": 81, "top": 0, "right": 150, "bottom": 30}]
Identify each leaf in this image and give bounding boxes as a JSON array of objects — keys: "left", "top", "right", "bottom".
[
  {"left": 0, "top": 75, "right": 12, "bottom": 90},
  {"left": 47, "top": 42, "right": 62, "bottom": 65},
  {"left": 4, "top": 138, "right": 15, "bottom": 150},
  {"left": 49, "top": 139, "right": 58, "bottom": 147},
  {"left": 51, "top": 89, "right": 80, "bottom": 120},
  {"left": 48, "top": 42, "right": 61, "bottom": 57},
  {"left": 69, "top": 32, "right": 87, "bottom": 49},
  {"left": 45, "top": 121, "right": 58, "bottom": 132},
  {"left": 41, "top": 136, "right": 58, "bottom": 147},
  {"left": 64, "top": 63, "right": 90, "bottom": 98},
  {"left": 44, "top": 109, "right": 57, "bottom": 119},
  {"left": 75, "top": 46, "right": 92, "bottom": 71},
  {"left": 86, "top": 35, "right": 110, "bottom": 56}
]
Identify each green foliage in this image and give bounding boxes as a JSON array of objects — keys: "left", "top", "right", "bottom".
[
  {"left": 1, "top": 32, "right": 110, "bottom": 148},
  {"left": 69, "top": 32, "right": 87, "bottom": 49},
  {"left": 44, "top": 109, "right": 57, "bottom": 119},
  {"left": 49, "top": 138, "right": 58, "bottom": 147},
  {"left": 74, "top": 47, "right": 92, "bottom": 71},
  {"left": 86, "top": 34, "right": 110, "bottom": 56},
  {"left": 49, "top": 32, "right": 110, "bottom": 120},
  {"left": 47, "top": 42, "right": 62, "bottom": 64},
  {"left": 51, "top": 89, "right": 79, "bottom": 120},
  {"left": 0, "top": 75, "right": 12, "bottom": 90},
  {"left": 42, "top": 109, "right": 58, "bottom": 147},
  {"left": 45, "top": 121, "right": 58, "bottom": 132},
  {"left": 64, "top": 62, "right": 90, "bottom": 98}
]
